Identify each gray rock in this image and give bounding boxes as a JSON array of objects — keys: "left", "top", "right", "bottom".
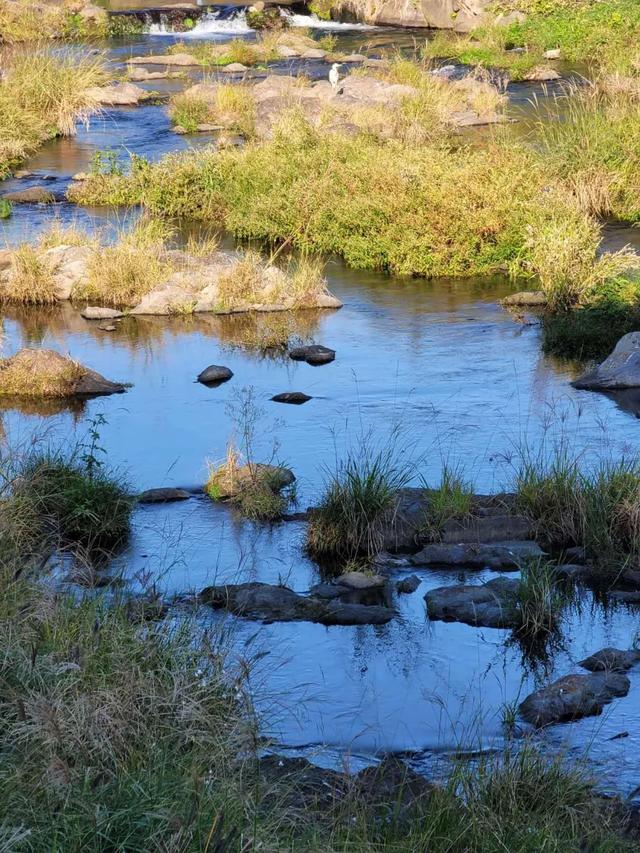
[
  {"left": 128, "top": 53, "right": 201, "bottom": 66},
  {"left": 271, "top": 392, "right": 312, "bottom": 404},
  {"left": 81, "top": 306, "right": 124, "bottom": 320},
  {"left": 553, "top": 563, "right": 592, "bottom": 581},
  {"left": 425, "top": 577, "right": 520, "bottom": 628},
  {"left": 440, "top": 514, "right": 534, "bottom": 544},
  {"left": 573, "top": 333, "right": 640, "bottom": 390},
  {"left": 197, "top": 364, "right": 233, "bottom": 385},
  {"left": 301, "top": 48, "right": 327, "bottom": 59},
  {"left": 522, "top": 66, "right": 561, "bottom": 82},
  {"left": 579, "top": 648, "right": 640, "bottom": 673},
  {"left": 544, "top": 48, "right": 561, "bottom": 60},
  {"left": 564, "top": 546, "right": 587, "bottom": 564},
  {"left": 411, "top": 540, "right": 544, "bottom": 570},
  {"left": 609, "top": 590, "right": 640, "bottom": 604},
  {"left": 502, "top": 290, "right": 546, "bottom": 307},
  {"left": 335, "top": 571, "right": 386, "bottom": 589},
  {"left": 85, "top": 82, "right": 150, "bottom": 106},
  {"left": 200, "top": 582, "right": 394, "bottom": 625},
  {"left": 519, "top": 672, "right": 630, "bottom": 727},
  {"left": 3, "top": 186, "right": 55, "bottom": 204},
  {"left": 138, "top": 487, "right": 191, "bottom": 504},
  {"left": 221, "top": 63, "right": 249, "bottom": 73},
  {"left": 396, "top": 575, "right": 421, "bottom": 594},
  {"left": 289, "top": 344, "right": 335, "bottom": 365}
]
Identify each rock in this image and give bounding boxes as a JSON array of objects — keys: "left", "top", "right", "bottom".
[
  {"left": 352, "top": 756, "right": 434, "bottom": 814},
  {"left": 128, "top": 54, "right": 201, "bottom": 67},
  {"left": 440, "top": 514, "right": 534, "bottom": 544},
  {"left": 335, "top": 571, "right": 386, "bottom": 589},
  {"left": 519, "top": 672, "right": 630, "bottom": 727},
  {"left": 426, "top": 577, "right": 520, "bottom": 628},
  {"left": 71, "top": 172, "right": 90, "bottom": 182},
  {"left": 138, "top": 487, "right": 191, "bottom": 504},
  {"left": 494, "top": 10, "right": 526, "bottom": 26},
  {"left": 0, "top": 349, "right": 126, "bottom": 398},
  {"left": 271, "top": 392, "right": 312, "bottom": 404},
  {"left": 289, "top": 344, "right": 335, "bottom": 365},
  {"left": 579, "top": 648, "right": 640, "bottom": 673},
  {"left": 301, "top": 48, "right": 327, "bottom": 59},
  {"left": 98, "top": 324, "right": 117, "bottom": 332},
  {"left": 411, "top": 540, "right": 544, "bottom": 569},
  {"left": 208, "top": 463, "right": 294, "bottom": 500},
  {"left": 128, "top": 68, "right": 181, "bottom": 82},
  {"left": 396, "top": 575, "right": 421, "bottom": 594},
  {"left": 573, "top": 333, "right": 640, "bottom": 390},
  {"left": 13, "top": 170, "right": 32, "bottom": 179},
  {"left": 81, "top": 306, "right": 124, "bottom": 320},
  {"left": 502, "top": 290, "right": 546, "bottom": 307},
  {"left": 197, "top": 365, "right": 233, "bottom": 385},
  {"left": 276, "top": 45, "right": 300, "bottom": 58},
  {"left": 544, "top": 48, "right": 561, "bottom": 60},
  {"left": 609, "top": 590, "right": 640, "bottom": 604},
  {"left": 3, "top": 186, "right": 55, "bottom": 204},
  {"left": 85, "top": 83, "right": 150, "bottom": 106},
  {"left": 522, "top": 66, "right": 561, "bottom": 82},
  {"left": 200, "top": 582, "right": 394, "bottom": 625},
  {"left": 221, "top": 63, "right": 249, "bottom": 73},
  {"left": 308, "top": 582, "right": 351, "bottom": 599},
  {"left": 564, "top": 545, "right": 587, "bottom": 563},
  {"left": 23, "top": 245, "right": 91, "bottom": 301},
  {"left": 353, "top": 0, "right": 491, "bottom": 31},
  {"left": 553, "top": 563, "right": 592, "bottom": 581},
  {"left": 340, "top": 53, "right": 367, "bottom": 63}
]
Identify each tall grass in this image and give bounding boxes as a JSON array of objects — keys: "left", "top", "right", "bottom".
[
  {"left": 422, "top": 464, "right": 474, "bottom": 539},
  {"left": 0, "top": 47, "right": 107, "bottom": 176}
]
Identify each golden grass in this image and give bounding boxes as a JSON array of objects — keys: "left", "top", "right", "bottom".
[
  {"left": 170, "top": 84, "right": 256, "bottom": 137},
  {"left": 217, "top": 252, "right": 328, "bottom": 311},
  {"left": 4, "top": 245, "right": 58, "bottom": 306},
  {"left": 0, "top": 349, "right": 86, "bottom": 397}
]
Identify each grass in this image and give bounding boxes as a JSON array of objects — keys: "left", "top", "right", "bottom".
[
  {"left": 517, "top": 559, "right": 566, "bottom": 636},
  {"left": 0, "top": 0, "right": 108, "bottom": 43},
  {"left": 422, "top": 464, "right": 474, "bottom": 539},
  {"left": 0, "top": 349, "right": 91, "bottom": 398},
  {"left": 5, "top": 245, "right": 58, "bottom": 305},
  {"left": 516, "top": 453, "right": 640, "bottom": 576},
  {"left": 307, "top": 441, "right": 412, "bottom": 566},
  {"left": 0, "top": 47, "right": 107, "bottom": 177},
  {"left": 170, "top": 84, "right": 256, "bottom": 137}
]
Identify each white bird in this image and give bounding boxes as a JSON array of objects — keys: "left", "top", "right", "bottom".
[{"left": 329, "top": 63, "right": 343, "bottom": 93}]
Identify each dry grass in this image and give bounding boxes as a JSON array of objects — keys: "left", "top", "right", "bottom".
[
  {"left": 0, "top": 0, "right": 106, "bottom": 42},
  {"left": 0, "top": 47, "right": 107, "bottom": 176},
  {"left": 0, "top": 349, "right": 86, "bottom": 398},
  {"left": 170, "top": 84, "right": 256, "bottom": 137},
  {"left": 217, "top": 252, "right": 328, "bottom": 311},
  {"left": 4, "top": 245, "right": 58, "bottom": 305}
]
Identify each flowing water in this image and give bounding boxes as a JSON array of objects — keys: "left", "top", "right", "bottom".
[{"left": 3, "top": 5, "right": 640, "bottom": 797}]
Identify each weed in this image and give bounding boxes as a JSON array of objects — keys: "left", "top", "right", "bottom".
[
  {"left": 517, "top": 559, "right": 566, "bottom": 636},
  {"left": 422, "top": 465, "right": 474, "bottom": 539}
]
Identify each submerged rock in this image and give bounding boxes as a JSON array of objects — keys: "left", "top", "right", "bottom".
[
  {"left": 501, "top": 290, "right": 546, "bottom": 307},
  {"left": 289, "top": 344, "right": 335, "bottom": 365},
  {"left": 197, "top": 364, "right": 233, "bottom": 386},
  {"left": 81, "top": 306, "right": 124, "bottom": 320},
  {"left": 411, "top": 540, "right": 543, "bottom": 569},
  {"left": 579, "top": 648, "right": 640, "bottom": 673},
  {"left": 519, "top": 672, "right": 630, "bottom": 727},
  {"left": 138, "top": 487, "right": 191, "bottom": 504},
  {"left": 396, "top": 575, "right": 421, "bottom": 594},
  {"left": 335, "top": 571, "right": 386, "bottom": 589},
  {"left": 573, "top": 332, "right": 640, "bottom": 390},
  {"left": 271, "top": 392, "right": 312, "bottom": 404},
  {"left": 425, "top": 577, "right": 520, "bottom": 628},
  {"left": 0, "top": 349, "right": 126, "bottom": 398},
  {"left": 200, "top": 581, "right": 394, "bottom": 625}
]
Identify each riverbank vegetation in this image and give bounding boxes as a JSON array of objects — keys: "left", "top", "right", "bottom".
[
  {"left": 0, "top": 47, "right": 106, "bottom": 178},
  {"left": 0, "top": 0, "right": 107, "bottom": 43}
]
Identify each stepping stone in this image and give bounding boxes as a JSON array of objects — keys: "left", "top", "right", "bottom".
[
  {"left": 579, "top": 648, "right": 640, "bottom": 673},
  {"left": 197, "top": 365, "right": 233, "bottom": 385},
  {"left": 425, "top": 577, "right": 520, "bottom": 628},
  {"left": 411, "top": 540, "right": 544, "bottom": 570},
  {"left": 81, "top": 307, "right": 124, "bottom": 320},
  {"left": 289, "top": 345, "right": 335, "bottom": 366},
  {"left": 519, "top": 672, "right": 630, "bottom": 727},
  {"left": 271, "top": 392, "right": 312, "bottom": 404}
]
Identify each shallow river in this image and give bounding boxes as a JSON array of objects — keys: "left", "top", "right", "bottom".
[{"left": 2, "top": 8, "right": 640, "bottom": 799}]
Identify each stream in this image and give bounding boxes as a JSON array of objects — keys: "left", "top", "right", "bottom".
[{"left": 2, "top": 3, "right": 640, "bottom": 800}]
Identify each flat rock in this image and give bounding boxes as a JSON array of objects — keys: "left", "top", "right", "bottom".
[
  {"left": 519, "top": 672, "right": 630, "bottom": 727},
  {"left": 85, "top": 82, "right": 150, "bottom": 106},
  {"left": 3, "top": 186, "right": 55, "bottom": 204},
  {"left": 289, "top": 344, "right": 335, "bottom": 365},
  {"left": 128, "top": 67, "right": 181, "bottom": 81},
  {"left": 200, "top": 582, "right": 394, "bottom": 625},
  {"left": 426, "top": 577, "right": 520, "bottom": 628},
  {"left": 335, "top": 571, "right": 386, "bottom": 590},
  {"left": 128, "top": 53, "right": 200, "bottom": 66},
  {"left": 396, "top": 575, "right": 421, "bottom": 594},
  {"left": 340, "top": 53, "right": 367, "bottom": 63},
  {"left": 502, "top": 290, "right": 547, "bottom": 307},
  {"left": 81, "top": 306, "right": 124, "bottom": 320},
  {"left": 579, "top": 648, "right": 640, "bottom": 672},
  {"left": 221, "top": 63, "right": 249, "bottom": 73},
  {"left": 138, "top": 487, "right": 191, "bottom": 504},
  {"left": 276, "top": 45, "right": 300, "bottom": 58},
  {"left": 271, "top": 392, "right": 312, "bottom": 404},
  {"left": 411, "top": 540, "right": 544, "bottom": 570},
  {"left": 301, "top": 48, "right": 327, "bottom": 59},
  {"left": 440, "top": 514, "right": 534, "bottom": 544},
  {"left": 544, "top": 49, "right": 561, "bottom": 60},
  {"left": 197, "top": 364, "right": 233, "bottom": 385},
  {"left": 573, "top": 332, "right": 640, "bottom": 390}
]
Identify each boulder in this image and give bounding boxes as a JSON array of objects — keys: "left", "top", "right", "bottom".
[
  {"left": 396, "top": 575, "right": 421, "bottom": 594},
  {"left": 85, "top": 83, "right": 151, "bottom": 106},
  {"left": 81, "top": 306, "right": 124, "bottom": 320},
  {"left": 522, "top": 66, "right": 561, "bottom": 82},
  {"left": 425, "top": 577, "right": 520, "bottom": 628},
  {"left": 276, "top": 45, "right": 300, "bottom": 58},
  {"left": 501, "top": 290, "right": 547, "bottom": 307},
  {"left": 519, "top": 672, "right": 630, "bottom": 727},
  {"left": 208, "top": 463, "right": 294, "bottom": 500},
  {"left": 440, "top": 514, "right": 534, "bottom": 544},
  {"left": 335, "top": 571, "right": 386, "bottom": 589},
  {"left": 289, "top": 344, "right": 335, "bottom": 365},
  {"left": 200, "top": 581, "right": 394, "bottom": 625},
  {"left": 221, "top": 63, "right": 249, "bottom": 73},
  {"left": 544, "top": 49, "right": 561, "bottom": 60},
  {"left": 128, "top": 68, "right": 182, "bottom": 82},
  {"left": 40, "top": 245, "right": 91, "bottom": 300},
  {"left": 301, "top": 48, "right": 327, "bottom": 59},
  {"left": 128, "top": 54, "right": 201, "bottom": 66},
  {"left": 0, "top": 349, "right": 126, "bottom": 398},
  {"left": 138, "top": 487, "right": 191, "bottom": 504},
  {"left": 3, "top": 186, "right": 55, "bottom": 204},
  {"left": 345, "top": 0, "right": 491, "bottom": 31},
  {"left": 573, "top": 333, "right": 640, "bottom": 390},
  {"left": 411, "top": 540, "right": 544, "bottom": 569},
  {"left": 609, "top": 590, "right": 640, "bottom": 604},
  {"left": 197, "top": 364, "right": 233, "bottom": 386},
  {"left": 271, "top": 392, "right": 312, "bottom": 404},
  {"left": 579, "top": 648, "right": 640, "bottom": 673}
]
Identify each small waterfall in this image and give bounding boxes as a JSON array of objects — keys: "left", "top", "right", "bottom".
[{"left": 148, "top": 8, "right": 252, "bottom": 37}]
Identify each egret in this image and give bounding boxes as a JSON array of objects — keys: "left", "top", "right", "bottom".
[{"left": 329, "top": 62, "right": 342, "bottom": 92}]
